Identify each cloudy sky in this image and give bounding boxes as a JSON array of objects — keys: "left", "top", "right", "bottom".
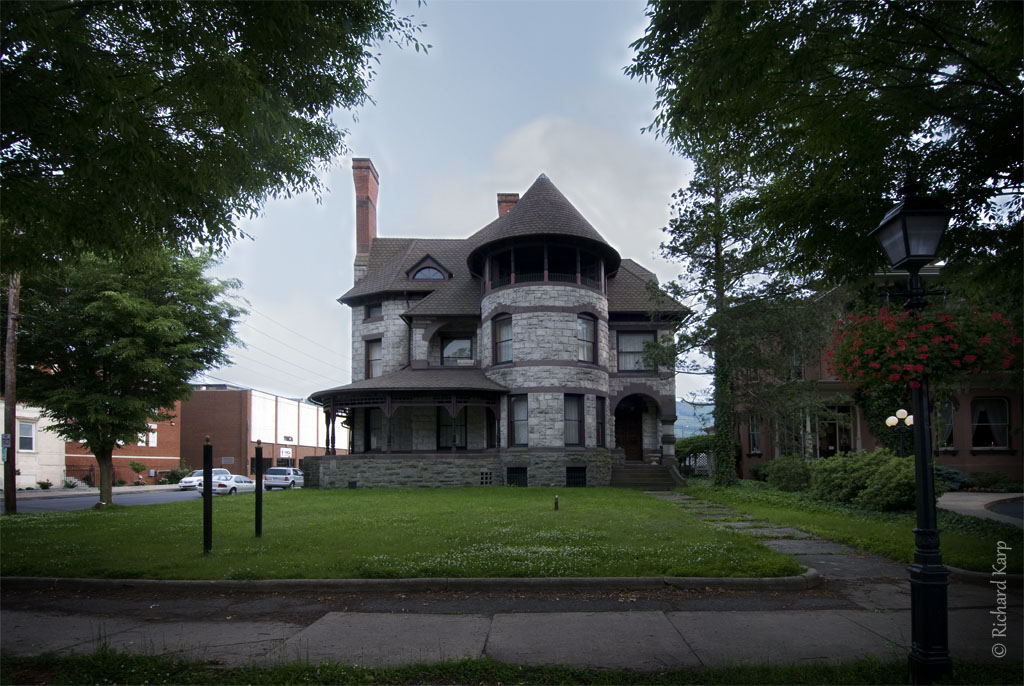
[{"left": 202, "top": 0, "right": 709, "bottom": 401}]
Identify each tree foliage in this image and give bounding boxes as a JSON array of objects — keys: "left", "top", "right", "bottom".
[
  {"left": 6, "top": 250, "right": 242, "bottom": 504},
  {"left": 629, "top": 1, "right": 1022, "bottom": 292},
  {"left": 655, "top": 152, "right": 842, "bottom": 484},
  {"left": 1, "top": 0, "right": 425, "bottom": 270}
]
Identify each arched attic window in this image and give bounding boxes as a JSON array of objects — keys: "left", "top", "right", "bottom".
[{"left": 413, "top": 267, "right": 445, "bottom": 280}]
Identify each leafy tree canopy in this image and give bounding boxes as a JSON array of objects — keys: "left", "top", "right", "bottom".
[
  {"left": 629, "top": 1, "right": 1022, "bottom": 291},
  {"left": 1, "top": 0, "right": 425, "bottom": 271},
  {"left": 7, "top": 249, "right": 243, "bottom": 503}
]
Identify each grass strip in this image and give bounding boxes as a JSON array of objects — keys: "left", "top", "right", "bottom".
[
  {"left": 3, "top": 650, "right": 1021, "bottom": 685},
  {"left": 0, "top": 487, "right": 801, "bottom": 580},
  {"left": 685, "top": 479, "right": 1023, "bottom": 573}
]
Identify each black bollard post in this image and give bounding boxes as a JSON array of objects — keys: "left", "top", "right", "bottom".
[
  {"left": 254, "top": 440, "right": 263, "bottom": 538},
  {"left": 203, "top": 436, "right": 213, "bottom": 555},
  {"left": 554, "top": 495, "right": 559, "bottom": 511}
]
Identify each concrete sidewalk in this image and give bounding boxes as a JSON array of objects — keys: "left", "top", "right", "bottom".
[
  {"left": 939, "top": 491, "right": 1023, "bottom": 528},
  {"left": 2, "top": 491, "right": 1022, "bottom": 672}
]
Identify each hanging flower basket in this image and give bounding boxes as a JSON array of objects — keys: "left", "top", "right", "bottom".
[{"left": 827, "top": 306, "right": 1021, "bottom": 391}]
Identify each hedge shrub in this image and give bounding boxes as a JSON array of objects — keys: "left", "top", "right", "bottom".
[
  {"left": 764, "top": 455, "right": 811, "bottom": 492},
  {"left": 809, "top": 449, "right": 891, "bottom": 504}
]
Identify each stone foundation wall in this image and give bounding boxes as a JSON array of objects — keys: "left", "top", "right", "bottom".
[{"left": 304, "top": 449, "right": 615, "bottom": 489}]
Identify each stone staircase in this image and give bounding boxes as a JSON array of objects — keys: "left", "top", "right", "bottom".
[{"left": 610, "top": 463, "right": 679, "bottom": 491}]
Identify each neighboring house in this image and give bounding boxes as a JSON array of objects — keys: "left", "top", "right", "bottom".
[
  {"left": 735, "top": 274, "right": 1022, "bottom": 482},
  {"left": 306, "top": 159, "right": 688, "bottom": 488},
  {"left": 0, "top": 399, "right": 66, "bottom": 489},
  {"left": 675, "top": 399, "right": 714, "bottom": 438},
  {"left": 65, "top": 402, "right": 182, "bottom": 484},
  {"left": 180, "top": 384, "right": 347, "bottom": 476}
]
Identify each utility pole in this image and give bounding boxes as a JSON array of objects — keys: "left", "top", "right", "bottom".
[{"left": 4, "top": 274, "right": 21, "bottom": 514}]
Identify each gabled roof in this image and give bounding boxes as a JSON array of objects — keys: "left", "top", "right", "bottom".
[
  {"left": 339, "top": 238, "right": 471, "bottom": 305},
  {"left": 607, "top": 259, "right": 690, "bottom": 317},
  {"left": 466, "top": 175, "right": 621, "bottom": 274}
]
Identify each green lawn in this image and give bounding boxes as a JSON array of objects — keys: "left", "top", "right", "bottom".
[
  {"left": 685, "top": 479, "right": 1023, "bottom": 574},
  {"left": 3, "top": 650, "right": 1022, "bottom": 686},
  {"left": 0, "top": 487, "right": 802, "bottom": 580}
]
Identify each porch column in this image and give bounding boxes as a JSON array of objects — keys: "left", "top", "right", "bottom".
[
  {"left": 324, "top": 406, "right": 334, "bottom": 456},
  {"left": 329, "top": 408, "right": 337, "bottom": 455}
]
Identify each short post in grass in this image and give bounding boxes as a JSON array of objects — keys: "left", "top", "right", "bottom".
[
  {"left": 554, "top": 494, "right": 559, "bottom": 511},
  {"left": 203, "top": 436, "right": 213, "bottom": 555},
  {"left": 254, "top": 440, "right": 263, "bottom": 538}
]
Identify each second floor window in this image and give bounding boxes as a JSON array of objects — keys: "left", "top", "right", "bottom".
[
  {"left": 365, "top": 302, "right": 383, "bottom": 319},
  {"left": 972, "top": 398, "right": 1009, "bottom": 449},
  {"left": 442, "top": 337, "right": 473, "bottom": 366},
  {"left": 617, "top": 331, "right": 655, "bottom": 371},
  {"left": 366, "top": 339, "right": 383, "bottom": 378},
  {"left": 494, "top": 317, "right": 512, "bottom": 364},
  {"left": 936, "top": 402, "right": 955, "bottom": 449},
  {"left": 18, "top": 421, "right": 35, "bottom": 452},
  {"left": 577, "top": 316, "right": 596, "bottom": 363}
]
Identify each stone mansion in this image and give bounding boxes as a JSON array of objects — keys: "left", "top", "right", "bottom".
[{"left": 306, "top": 159, "right": 688, "bottom": 488}]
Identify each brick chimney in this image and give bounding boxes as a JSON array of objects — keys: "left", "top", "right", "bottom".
[
  {"left": 497, "top": 192, "right": 519, "bottom": 217},
  {"left": 353, "top": 158, "right": 379, "bottom": 255}
]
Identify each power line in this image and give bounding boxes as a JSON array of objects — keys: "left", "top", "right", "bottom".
[
  {"left": 237, "top": 320, "right": 349, "bottom": 376},
  {"left": 248, "top": 305, "right": 351, "bottom": 366}
]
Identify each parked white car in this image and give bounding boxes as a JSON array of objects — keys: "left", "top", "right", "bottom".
[
  {"left": 209, "top": 474, "right": 256, "bottom": 496},
  {"left": 178, "top": 468, "right": 229, "bottom": 490},
  {"left": 263, "top": 467, "right": 304, "bottom": 490}
]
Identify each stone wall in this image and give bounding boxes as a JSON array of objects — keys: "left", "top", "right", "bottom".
[{"left": 304, "top": 449, "right": 615, "bottom": 489}]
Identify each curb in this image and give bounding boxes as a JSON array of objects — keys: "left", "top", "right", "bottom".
[
  {"left": 0, "top": 569, "right": 821, "bottom": 594},
  {"left": 946, "top": 565, "right": 1024, "bottom": 586}
]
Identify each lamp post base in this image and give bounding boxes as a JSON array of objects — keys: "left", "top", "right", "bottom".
[{"left": 908, "top": 544, "right": 951, "bottom": 684}]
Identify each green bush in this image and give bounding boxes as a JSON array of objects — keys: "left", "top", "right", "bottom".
[
  {"left": 676, "top": 435, "right": 713, "bottom": 464},
  {"left": 970, "top": 471, "right": 1014, "bottom": 491},
  {"left": 765, "top": 455, "right": 811, "bottom": 492},
  {"left": 36, "top": 480, "right": 53, "bottom": 490},
  {"left": 809, "top": 449, "right": 890, "bottom": 504},
  {"left": 113, "top": 479, "right": 127, "bottom": 487},
  {"left": 165, "top": 467, "right": 193, "bottom": 484},
  {"left": 748, "top": 462, "right": 771, "bottom": 482},
  {"left": 855, "top": 457, "right": 949, "bottom": 511},
  {"left": 934, "top": 466, "right": 972, "bottom": 492}
]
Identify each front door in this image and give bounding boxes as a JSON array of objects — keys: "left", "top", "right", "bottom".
[{"left": 615, "top": 397, "right": 645, "bottom": 461}]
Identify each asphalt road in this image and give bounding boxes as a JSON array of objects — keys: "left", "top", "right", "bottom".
[{"left": 9, "top": 488, "right": 216, "bottom": 513}]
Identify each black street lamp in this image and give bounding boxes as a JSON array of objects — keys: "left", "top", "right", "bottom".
[
  {"left": 886, "top": 409, "right": 914, "bottom": 458},
  {"left": 869, "top": 177, "right": 952, "bottom": 684}
]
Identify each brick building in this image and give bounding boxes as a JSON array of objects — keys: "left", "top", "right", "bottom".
[
  {"left": 306, "top": 159, "right": 689, "bottom": 488},
  {"left": 180, "top": 385, "right": 346, "bottom": 476},
  {"left": 65, "top": 402, "right": 182, "bottom": 485}
]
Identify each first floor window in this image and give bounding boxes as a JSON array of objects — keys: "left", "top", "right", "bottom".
[
  {"left": 17, "top": 421, "right": 35, "bottom": 452},
  {"left": 818, "top": 406, "right": 852, "bottom": 458},
  {"left": 748, "top": 415, "right": 762, "bottom": 454},
  {"left": 366, "top": 408, "right": 383, "bottom": 451},
  {"left": 936, "top": 402, "right": 955, "bottom": 448},
  {"left": 366, "top": 339, "right": 383, "bottom": 378},
  {"left": 972, "top": 398, "right": 1009, "bottom": 449},
  {"left": 564, "top": 394, "right": 583, "bottom": 446},
  {"left": 617, "top": 331, "right": 655, "bottom": 371},
  {"left": 438, "top": 407, "right": 468, "bottom": 449},
  {"left": 595, "top": 396, "right": 606, "bottom": 447},
  {"left": 509, "top": 395, "right": 528, "bottom": 446},
  {"left": 494, "top": 317, "right": 512, "bottom": 363}
]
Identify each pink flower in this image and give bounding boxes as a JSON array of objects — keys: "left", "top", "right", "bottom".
[
  {"left": 869, "top": 362, "right": 880, "bottom": 369},
  {"left": 980, "top": 335, "right": 991, "bottom": 345},
  {"left": 910, "top": 381, "right": 921, "bottom": 389},
  {"left": 914, "top": 364, "right": 924, "bottom": 373},
  {"left": 864, "top": 348, "right": 875, "bottom": 355},
  {"left": 888, "top": 374, "right": 901, "bottom": 381},
  {"left": 952, "top": 360, "right": 961, "bottom": 367},
  {"left": 964, "top": 354, "right": 977, "bottom": 363},
  {"left": 920, "top": 354, "right": 928, "bottom": 360}
]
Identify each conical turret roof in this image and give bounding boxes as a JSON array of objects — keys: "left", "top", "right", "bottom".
[{"left": 466, "top": 175, "right": 621, "bottom": 274}]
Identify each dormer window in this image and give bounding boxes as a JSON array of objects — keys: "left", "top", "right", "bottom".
[
  {"left": 406, "top": 256, "right": 450, "bottom": 281},
  {"left": 413, "top": 267, "right": 445, "bottom": 280}
]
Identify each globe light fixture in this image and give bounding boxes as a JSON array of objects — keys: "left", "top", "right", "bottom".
[
  {"left": 872, "top": 176, "right": 952, "bottom": 684},
  {"left": 886, "top": 409, "right": 914, "bottom": 458}
]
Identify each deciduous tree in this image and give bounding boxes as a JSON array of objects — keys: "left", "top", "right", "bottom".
[
  {"left": 8, "top": 250, "right": 242, "bottom": 505},
  {"left": 629, "top": 0, "right": 1022, "bottom": 293},
  {"left": 1, "top": 0, "right": 425, "bottom": 270}
]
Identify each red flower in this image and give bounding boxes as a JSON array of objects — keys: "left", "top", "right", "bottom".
[
  {"left": 920, "top": 354, "right": 928, "bottom": 360},
  {"left": 980, "top": 335, "right": 991, "bottom": 345},
  {"left": 888, "top": 374, "right": 901, "bottom": 381},
  {"left": 910, "top": 381, "right": 921, "bottom": 388},
  {"left": 864, "top": 348, "right": 874, "bottom": 355},
  {"left": 964, "top": 354, "right": 977, "bottom": 363},
  {"left": 869, "top": 362, "right": 880, "bottom": 369},
  {"left": 952, "top": 360, "right": 961, "bottom": 367},
  {"left": 914, "top": 364, "right": 924, "bottom": 373}
]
